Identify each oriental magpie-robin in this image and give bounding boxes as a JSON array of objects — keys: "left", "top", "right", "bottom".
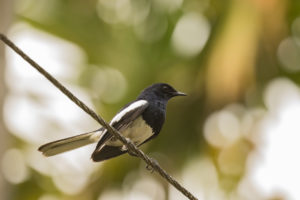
[{"left": 38, "top": 83, "right": 186, "bottom": 162}]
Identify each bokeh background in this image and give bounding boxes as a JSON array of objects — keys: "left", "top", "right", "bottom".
[{"left": 1, "top": 0, "right": 300, "bottom": 199}]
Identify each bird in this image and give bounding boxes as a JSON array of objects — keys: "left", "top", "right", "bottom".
[{"left": 38, "top": 83, "right": 186, "bottom": 162}]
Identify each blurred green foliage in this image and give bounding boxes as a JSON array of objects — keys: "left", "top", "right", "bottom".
[{"left": 3, "top": 0, "right": 300, "bottom": 199}]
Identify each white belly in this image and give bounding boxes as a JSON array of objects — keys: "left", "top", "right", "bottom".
[{"left": 106, "top": 116, "right": 154, "bottom": 147}]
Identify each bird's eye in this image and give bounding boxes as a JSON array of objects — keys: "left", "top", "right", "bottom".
[{"left": 162, "top": 85, "right": 169, "bottom": 91}]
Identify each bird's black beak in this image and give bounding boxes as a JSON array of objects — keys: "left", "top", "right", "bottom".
[{"left": 173, "top": 91, "right": 187, "bottom": 97}]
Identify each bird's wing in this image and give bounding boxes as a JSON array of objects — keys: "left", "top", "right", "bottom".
[
  {"left": 110, "top": 99, "right": 149, "bottom": 131},
  {"left": 91, "top": 100, "right": 149, "bottom": 161}
]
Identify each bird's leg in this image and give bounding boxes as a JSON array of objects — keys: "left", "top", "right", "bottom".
[
  {"left": 125, "top": 138, "right": 139, "bottom": 157},
  {"left": 128, "top": 150, "right": 138, "bottom": 157}
]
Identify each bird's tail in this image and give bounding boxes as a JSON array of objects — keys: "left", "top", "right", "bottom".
[{"left": 38, "top": 128, "right": 104, "bottom": 157}]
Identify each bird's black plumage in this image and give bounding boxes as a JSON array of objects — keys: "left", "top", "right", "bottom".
[{"left": 91, "top": 83, "right": 186, "bottom": 162}]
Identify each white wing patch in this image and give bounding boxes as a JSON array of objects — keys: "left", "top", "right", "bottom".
[
  {"left": 106, "top": 116, "right": 154, "bottom": 147},
  {"left": 110, "top": 100, "right": 148, "bottom": 125}
]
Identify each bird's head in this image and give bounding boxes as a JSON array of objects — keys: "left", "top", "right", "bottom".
[{"left": 138, "top": 83, "right": 186, "bottom": 101}]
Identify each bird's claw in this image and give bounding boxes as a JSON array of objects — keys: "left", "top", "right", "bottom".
[
  {"left": 146, "top": 158, "right": 159, "bottom": 173},
  {"left": 146, "top": 164, "right": 154, "bottom": 173}
]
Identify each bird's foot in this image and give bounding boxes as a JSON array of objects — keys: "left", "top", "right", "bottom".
[{"left": 146, "top": 158, "right": 159, "bottom": 173}]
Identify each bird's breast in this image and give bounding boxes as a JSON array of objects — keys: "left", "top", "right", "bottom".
[{"left": 142, "top": 105, "right": 165, "bottom": 135}]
